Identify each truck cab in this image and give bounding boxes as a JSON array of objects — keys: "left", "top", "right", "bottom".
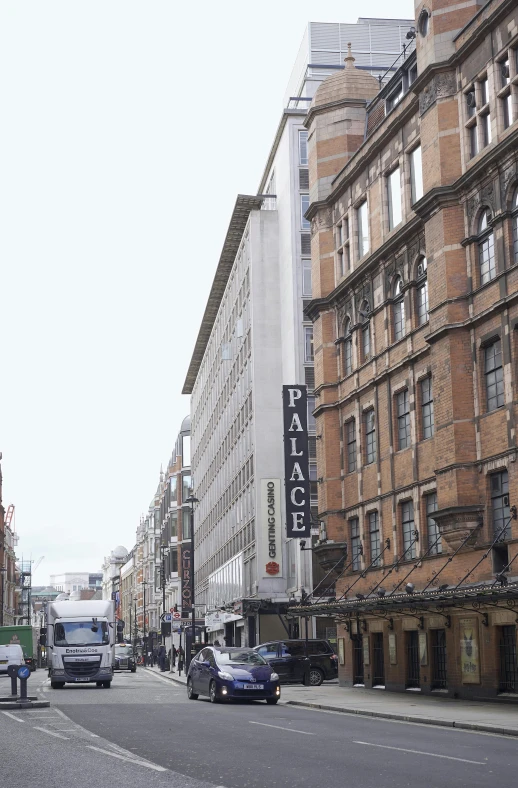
[{"left": 47, "top": 600, "right": 115, "bottom": 689}]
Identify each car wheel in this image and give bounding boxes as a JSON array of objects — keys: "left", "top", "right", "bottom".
[
  {"left": 309, "top": 667, "right": 324, "bottom": 686},
  {"left": 266, "top": 697, "right": 279, "bottom": 705},
  {"left": 187, "top": 679, "right": 199, "bottom": 700},
  {"left": 50, "top": 681, "right": 64, "bottom": 689},
  {"left": 209, "top": 680, "right": 220, "bottom": 703},
  {"left": 131, "top": 666, "right": 137, "bottom": 673},
  {"left": 102, "top": 681, "right": 111, "bottom": 688}
]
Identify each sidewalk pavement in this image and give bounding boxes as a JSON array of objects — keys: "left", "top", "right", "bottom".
[{"left": 145, "top": 666, "right": 518, "bottom": 737}]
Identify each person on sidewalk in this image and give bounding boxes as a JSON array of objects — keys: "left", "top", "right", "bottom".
[{"left": 158, "top": 644, "right": 166, "bottom": 671}]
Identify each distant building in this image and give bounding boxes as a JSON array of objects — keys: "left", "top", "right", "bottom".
[{"left": 50, "top": 572, "right": 103, "bottom": 595}]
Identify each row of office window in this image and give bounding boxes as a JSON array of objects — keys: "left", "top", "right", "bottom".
[
  {"left": 349, "top": 492, "right": 441, "bottom": 573},
  {"left": 344, "top": 377, "right": 434, "bottom": 471},
  {"left": 334, "top": 145, "right": 423, "bottom": 276},
  {"left": 349, "top": 469, "right": 512, "bottom": 574},
  {"left": 465, "top": 49, "right": 518, "bottom": 159},
  {"left": 342, "top": 261, "right": 428, "bottom": 376},
  {"left": 474, "top": 192, "right": 518, "bottom": 288}
]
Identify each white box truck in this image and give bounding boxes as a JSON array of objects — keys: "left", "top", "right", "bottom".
[{"left": 47, "top": 599, "right": 115, "bottom": 689}]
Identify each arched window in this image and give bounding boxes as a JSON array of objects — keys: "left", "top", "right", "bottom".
[
  {"left": 393, "top": 277, "right": 405, "bottom": 341},
  {"left": 416, "top": 257, "right": 429, "bottom": 325},
  {"left": 343, "top": 319, "right": 353, "bottom": 376},
  {"left": 360, "top": 301, "right": 370, "bottom": 362},
  {"left": 512, "top": 188, "right": 518, "bottom": 265},
  {"left": 478, "top": 210, "right": 495, "bottom": 284}
]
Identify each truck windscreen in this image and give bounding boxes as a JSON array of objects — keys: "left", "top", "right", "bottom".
[{"left": 54, "top": 621, "right": 109, "bottom": 647}]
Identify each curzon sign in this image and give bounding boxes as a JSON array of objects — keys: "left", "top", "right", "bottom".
[
  {"left": 260, "top": 479, "right": 282, "bottom": 577},
  {"left": 180, "top": 544, "right": 192, "bottom": 616},
  {"left": 282, "top": 385, "right": 311, "bottom": 538}
]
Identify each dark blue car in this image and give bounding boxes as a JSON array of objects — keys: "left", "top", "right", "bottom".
[{"left": 187, "top": 646, "right": 281, "bottom": 704}]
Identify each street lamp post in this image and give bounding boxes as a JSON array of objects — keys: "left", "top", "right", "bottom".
[
  {"left": 160, "top": 543, "right": 167, "bottom": 642},
  {"left": 0, "top": 566, "right": 6, "bottom": 628},
  {"left": 142, "top": 579, "right": 148, "bottom": 665},
  {"left": 185, "top": 494, "right": 199, "bottom": 664}
]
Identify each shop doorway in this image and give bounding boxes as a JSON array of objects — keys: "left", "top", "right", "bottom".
[
  {"left": 247, "top": 616, "right": 256, "bottom": 648},
  {"left": 372, "top": 632, "right": 385, "bottom": 686},
  {"left": 352, "top": 636, "right": 364, "bottom": 685},
  {"left": 431, "top": 629, "right": 447, "bottom": 689},
  {"left": 498, "top": 625, "right": 518, "bottom": 693},
  {"left": 406, "top": 630, "right": 420, "bottom": 688}
]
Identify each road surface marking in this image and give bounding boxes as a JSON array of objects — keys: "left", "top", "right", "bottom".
[
  {"left": 86, "top": 745, "right": 167, "bottom": 772},
  {"left": 33, "top": 727, "right": 69, "bottom": 739},
  {"left": 249, "top": 721, "right": 314, "bottom": 735},
  {"left": 2, "top": 712, "right": 25, "bottom": 723},
  {"left": 353, "top": 741, "right": 486, "bottom": 764}
]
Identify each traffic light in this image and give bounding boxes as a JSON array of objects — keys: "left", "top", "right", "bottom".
[{"left": 39, "top": 627, "right": 47, "bottom": 646}]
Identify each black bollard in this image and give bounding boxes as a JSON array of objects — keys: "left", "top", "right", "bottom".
[
  {"left": 7, "top": 664, "right": 19, "bottom": 696},
  {"left": 17, "top": 665, "right": 31, "bottom": 702}
]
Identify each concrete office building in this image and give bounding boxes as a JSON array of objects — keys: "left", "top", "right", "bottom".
[{"left": 183, "top": 18, "right": 414, "bottom": 648}]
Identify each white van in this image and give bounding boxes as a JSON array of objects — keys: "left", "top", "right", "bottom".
[{"left": 0, "top": 644, "right": 25, "bottom": 673}]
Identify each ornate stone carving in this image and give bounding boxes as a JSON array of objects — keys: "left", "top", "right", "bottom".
[
  {"left": 312, "top": 541, "right": 348, "bottom": 579},
  {"left": 501, "top": 162, "right": 517, "bottom": 206},
  {"left": 311, "top": 207, "right": 333, "bottom": 237},
  {"left": 466, "top": 181, "right": 496, "bottom": 231},
  {"left": 419, "top": 71, "right": 456, "bottom": 116},
  {"left": 431, "top": 505, "right": 484, "bottom": 552}
]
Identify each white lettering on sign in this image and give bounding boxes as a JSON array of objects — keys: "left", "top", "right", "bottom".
[
  {"left": 283, "top": 385, "right": 311, "bottom": 538},
  {"left": 260, "top": 479, "right": 283, "bottom": 578}
]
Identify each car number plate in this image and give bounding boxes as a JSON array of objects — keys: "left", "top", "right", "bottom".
[
  {"left": 75, "top": 677, "right": 90, "bottom": 682},
  {"left": 243, "top": 683, "right": 264, "bottom": 689},
  {"left": 0, "top": 660, "right": 7, "bottom": 665}
]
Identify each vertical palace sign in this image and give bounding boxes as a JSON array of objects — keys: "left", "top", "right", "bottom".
[{"left": 282, "top": 385, "right": 311, "bottom": 538}]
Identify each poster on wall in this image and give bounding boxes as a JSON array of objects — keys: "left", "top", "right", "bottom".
[
  {"left": 282, "top": 385, "right": 311, "bottom": 538},
  {"left": 460, "top": 618, "right": 480, "bottom": 684},
  {"left": 418, "top": 631, "right": 428, "bottom": 666},
  {"left": 338, "top": 637, "right": 345, "bottom": 666},
  {"left": 388, "top": 633, "right": 397, "bottom": 665}
]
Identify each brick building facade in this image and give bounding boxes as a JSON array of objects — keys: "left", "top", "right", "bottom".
[{"left": 303, "top": 0, "right": 518, "bottom": 699}]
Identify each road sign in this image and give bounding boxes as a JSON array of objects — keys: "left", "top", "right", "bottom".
[
  {"left": 172, "top": 611, "right": 181, "bottom": 620},
  {"left": 7, "top": 664, "right": 19, "bottom": 678},
  {"left": 163, "top": 614, "right": 172, "bottom": 622},
  {"left": 18, "top": 665, "right": 30, "bottom": 680}
]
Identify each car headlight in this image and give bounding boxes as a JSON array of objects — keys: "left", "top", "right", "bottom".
[
  {"left": 270, "top": 672, "right": 279, "bottom": 681},
  {"left": 53, "top": 669, "right": 65, "bottom": 675},
  {"left": 217, "top": 670, "right": 234, "bottom": 681}
]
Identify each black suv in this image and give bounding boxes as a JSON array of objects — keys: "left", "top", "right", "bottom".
[{"left": 253, "top": 639, "right": 337, "bottom": 686}]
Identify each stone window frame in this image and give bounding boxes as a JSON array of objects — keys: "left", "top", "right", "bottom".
[
  {"left": 482, "top": 336, "right": 504, "bottom": 413},
  {"left": 344, "top": 417, "right": 357, "bottom": 474},
  {"left": 349, "top": 516, "right": 362, "bottom": 571},
  {"left": 400, "top": 498, "right": 417, "bottom": 561},
  {"left": 414, "top": 256, "right": 429, "bottom": 326},
  {"left": 464, "top": 72, "right": 493, "bottom": 161},
  {"left": 391, "top": 275, "right": 406, "bottom": 342},
  {"left": 363, "top": 408, "right": 377, "bottom": 466},
  {"left": 478, "top": 331, "right": 503, "bottom": 413},
  {"left": 335, "top": 212, "right": 351, "bottom": 280},
  {"left": 342, "top": 316, "right": 354, "bottom": 377},
  {"left": 495, "top": 47, "right": 518, "bottom": 132},
  {"left": 367, "top": 509, "right": 381, "bottom": 567},
  {"left": 423, "top": 490, "right": 441, "bottom": 556},
  {"left": 393, "top": 385, "right": 411, "bottom": 451},
  {"left": 408, "top": 143, "right": 423, "bottom": 208},
  {"left": 359, "top": 299, "right": 371, "bottom": 364},
  {"left": 488, "top": 468, "right": 511, "bottom": 541},
  {"left": 510, "top": 186, "right": 518, "bottom": 266},
  {"left": 386, "top": 162, "right": 403, "bottom": 232},
  {"left": 473, "top": 207, "right": 496, "bottom": 287},
  {"left": 356, "top": 197, "right": 370, "bottom": 260}
]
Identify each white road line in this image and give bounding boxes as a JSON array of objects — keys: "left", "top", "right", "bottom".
[
  {"left": 353, "top": 741, "right": 486, "bottom": 765},
  {"left": 249, "top": 721, "right": 314, "bottom": 735},
  {"left": 2, "top": 712, "right": 25, "bottom": 723},
  {"left": 33, "top": 727, "right": 69, "bottom": 740},
  {"left": 86, "top": 745, "right": 167, "bottom": 772}
]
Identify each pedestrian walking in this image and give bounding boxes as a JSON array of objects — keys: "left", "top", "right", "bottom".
[{"left": 158, "top": 644, "right": 166, "bottom": 672}]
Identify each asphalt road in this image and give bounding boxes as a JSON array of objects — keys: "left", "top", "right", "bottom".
[{"left": 2, "top": 670, "right": 518, "bottom": 788}]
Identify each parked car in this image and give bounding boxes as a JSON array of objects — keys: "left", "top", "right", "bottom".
[
  {"left": 0, "top": 644, "right": 25, "bottom": 674},
  {"left": 114, "top": 644, "right": 137, "bottom": 673},
  {"left": 253, "top": 639, "right": 338, "bottom": 686},
  {"left": 187, "top": 646, "right": 281, "bottom": 704}
]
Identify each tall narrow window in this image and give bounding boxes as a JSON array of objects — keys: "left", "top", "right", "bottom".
[
  {"left": 360, "top": 301, "right": 370, "bottom": 362},
  {"left": 426, "top": 492, "right": 441, "bottom": 555},
  {"left": 513, "top": 188, "right": 518, "bottom": 264},
  {"left": 299, "top": 131, "right": 308, "bottom": 165},
  {"left": 304, "top": 325, "right": 314, "bottom": 362},
  {"left": 301, "top": 194, "right": 310, "bottom": 230},
  {"left": 491, "top": 470, "right": 511, "bottom": 540},
  {"left": 396, "top": 389, "right": 411, "bottom": 449},
  {"left": 393, "top": 277, "right": 405, "bottom": 340},
  {"left": 343, "top": 319, "right": 353, "bottom": 375},
  {"left": 388, "top": 167, "right": 402, "bottom": 229},
  {"left": 346, "top": 419, "right": 357, "bottom": 473},
  {"left": 416, "top": 257, "right": 429, "bottom": 325},
  {"left": 478, "top": 211, "right": 495, "bottom": 285},
  {"left": 421, "top": 376, "right": 434, "bottom": 439},
  {"left": 410, "top": 146, "right": 423, "bottom": 204},
  {"left": 485, "top": 340, "right": 504, "bottom": 411},
  {"left": 401, "top": 500, "right": 416, "bottom": 559},
  {"left": 365, "top": 410, "right": 376, "bottom": 465},
  {"left": 307, "top": 396, "right": 316, "bottom": 432},
  {"left": 469, "top": 122, "right": 478, "bottom": 158},
  {"left": 350, "top": 518, "right": 361, "bottom": 570},
  {"left": 302, "top": 258, "right": 312, "bottom": 296},
  {"left": 357, "top": 200, "right": 369, "bottom": 258},
  {"left": 369, "top": 512, "right": 381, "bottom": 567}
]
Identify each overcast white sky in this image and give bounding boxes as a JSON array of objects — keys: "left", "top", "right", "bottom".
[{"left": 1, "top": 1, "right": 412, "bottom": 586}]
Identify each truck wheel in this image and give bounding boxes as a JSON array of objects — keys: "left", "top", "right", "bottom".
[
  {"left": 96, "top": 681, "right": 103, "bottom": 687},
  {"left": 50, "top": 681, "right": 64, "bottom": 689},
  {"left": 102, "top": 681, "right": 112, "bottom": 688}
]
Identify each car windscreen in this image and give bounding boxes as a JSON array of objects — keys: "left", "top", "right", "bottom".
[
  {"left": 216, "top": 651, "right": 266, "bottom": 666},
  {"left": 115, "top": 646, "right": 133, "bottom": 656},
  {"left": 54, "top": 621, "right": 109, "bottom": 647}
]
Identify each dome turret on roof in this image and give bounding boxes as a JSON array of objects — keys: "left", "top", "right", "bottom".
[
  {"left": 111, "top": 545, "right": 128, "bottom": 560},
  {"left": 181, "top": 414, "right": 191, "bottom": 433},
  {"left": 312, "top": 44, "right": 379, "bottom": 108}
]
